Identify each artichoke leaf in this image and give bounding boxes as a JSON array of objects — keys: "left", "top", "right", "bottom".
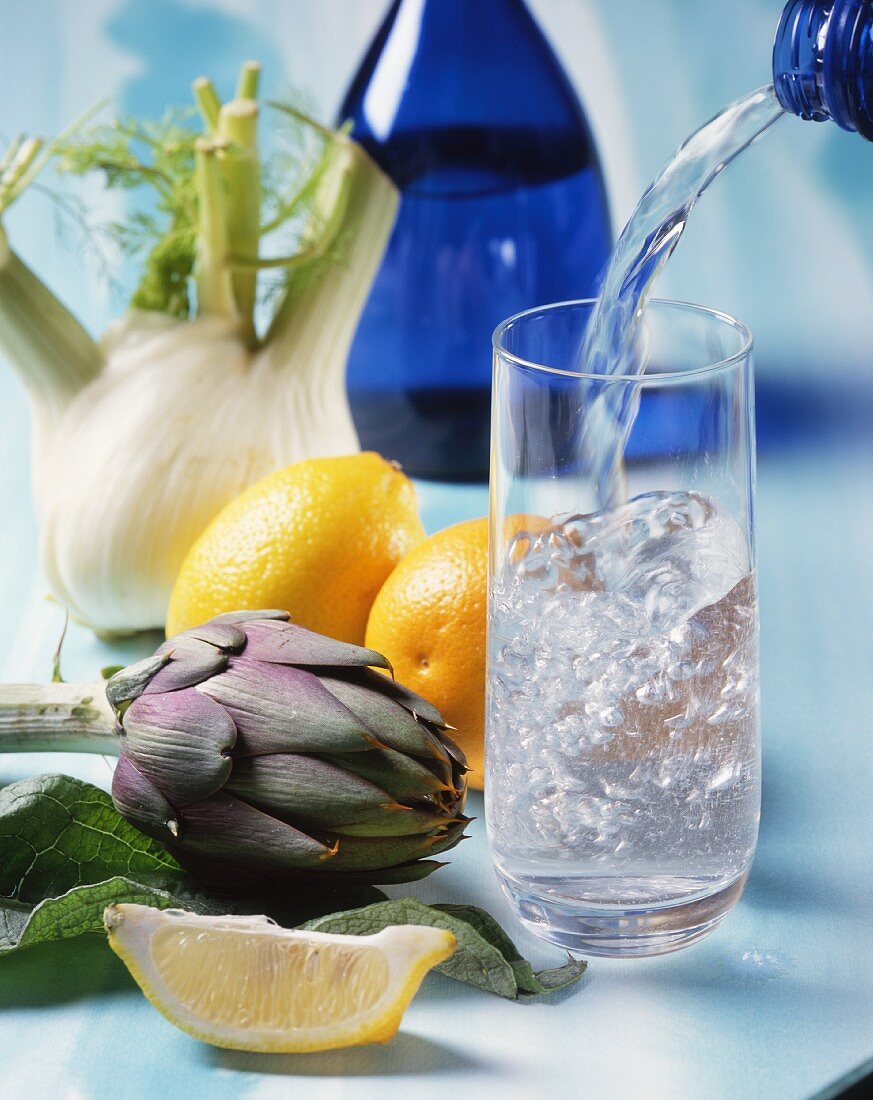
[
  {"left": 111, "top": 754, "right": 179, "bottom": 841},
  {"left": 174, "top": 792, "right": 335, "bottom": 872},
  {"left": 197, "top": 657, "right": 375, "bottom": 754},
  {"left": 211, "top": 609, "right": 290, "bottom": 625},
  {"left": 122, "top": 688, "right": 236, "bottom": 804},
  {"left": 241, "top": 619, "right": 391, "bottom": 671},
  {"left": 433, "top": 726, "right": 469, "bottom": 770},
  {"left": 179, "top": 621, "right": 247, "bottom": 650},
  {"left": 224, "top": 753, "right": 401, "bottom": 829},
  {"left": 331, "top": 806, "right": 456, "bottom": 837},
  {"left": 354, "top": 668, "right": 446, "bottom": 727},
  {"left": 147, "top": 636, "right": 229, "bottom": 694},
  {"left": 323, "top": 820, "right": 469, "bottom": 872},
  {"left": 328, "top": 747, "right": 458, "bottom": 799},
  {"left": 106, "top": 652, "right": 171, "bottom": 710},
  {"left": 320, "top": 674, "right": 450, "bottom": 762}
]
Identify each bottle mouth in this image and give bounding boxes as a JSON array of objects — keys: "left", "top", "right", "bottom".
[
  {"left": 773, "top": 0, "right": 832, "bottom": 121},
  {"left": 825, "top": 0, "right": 873, "bottom": 139},
  {"left": 773, "top": 0, "right": 873, "bottom": 138}
]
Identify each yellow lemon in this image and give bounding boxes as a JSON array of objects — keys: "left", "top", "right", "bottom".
[
  {"left": 105, "top": 904, "right": 455, "bottom": 1053},
  {"left": 166, "top": 453, "right": 425, "bottom": 644},
  {"left": 366, "top": 518, "right": 488, "bottom": 789}
]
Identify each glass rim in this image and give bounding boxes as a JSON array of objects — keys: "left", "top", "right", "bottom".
[{"left": 492, "top": 297, "right": 754, "bottom": 384}]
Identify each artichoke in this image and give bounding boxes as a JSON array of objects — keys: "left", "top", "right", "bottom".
[{"left": 106, "top": 611, "right": 469, "bottom": 885}]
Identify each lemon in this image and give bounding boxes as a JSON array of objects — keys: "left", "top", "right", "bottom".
[
  {"left": 104, "top": 904, "right": 455, "bottom": 1053},
  {"left": 366, "top": 518, "right": 488, "bottom": 789},
  {"left": 166, "top": 453, "right": 425, "bottom": 644}
]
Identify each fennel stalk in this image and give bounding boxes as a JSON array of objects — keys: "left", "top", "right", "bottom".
[{"left": 0, "top": 62, "right": 399, "bottom": 635}]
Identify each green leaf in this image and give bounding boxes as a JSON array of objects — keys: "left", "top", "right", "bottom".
[
  {"left": 0, "top": 775, "right": 585, "bottom": 999},
  {"left": 53, "top": 110, "right": 199, "bottom": 317},
  {"left": 51, "top": 612, "right": 69, "bottom": 683},
  {"left": 0, "top": 874, "right": 227, "bottom": 955},
  {"left": 0, "top": 774, "right": 180, "bottom": 904},
  {"left": 432, "top": 904, "right": 587, "bottom": 997},
  {"left": 305, "top": 897, "right": 587, "bottom": 1000},
  {"left": 0, "top": 774, "right": 385, "bottom": 956}
]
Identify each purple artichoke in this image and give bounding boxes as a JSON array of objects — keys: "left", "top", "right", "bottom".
[{"left": 107, "top": 611, "right": 469, "bottom": 885}]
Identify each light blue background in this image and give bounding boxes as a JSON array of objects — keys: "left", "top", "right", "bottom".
[
  {"left": 1, "top": 3, "right": 872, "bottom": 1098},
  {"left": 2, "top": 0, "right": 873, "bottom": 385}
]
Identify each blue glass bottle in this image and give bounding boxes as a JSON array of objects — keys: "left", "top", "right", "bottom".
[
  {"left": 773, "top": 0, "right": 873, "bottom": 138},
  {"left": 338, "top": 0, "right": 612, "bottom": 480}
]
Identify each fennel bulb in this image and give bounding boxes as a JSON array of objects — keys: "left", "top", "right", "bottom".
[{"left": 0, "top": 64, "right": 398, "bottom": 635}]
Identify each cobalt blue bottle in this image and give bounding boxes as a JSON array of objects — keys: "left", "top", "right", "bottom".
[
  {"left": 774, "top": 0, "right": 873, "bottom": 138},
  {"left": 338, "top": 0, "right": 612, "bottom": 480}
]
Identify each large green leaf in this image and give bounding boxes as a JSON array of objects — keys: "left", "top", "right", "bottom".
[{"left": 0, "top": 773, "right": 180, "bottom": 903}]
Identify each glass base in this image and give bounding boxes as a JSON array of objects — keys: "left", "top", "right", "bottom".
[{"left": 496, "top": 869, "right": 749, "bottom": 958}]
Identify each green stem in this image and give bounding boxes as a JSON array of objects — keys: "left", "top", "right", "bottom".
[
  {"left": 218, "top": 100, "right": 261, "bottom": 348},
  {"left": 193, "top": 77, "right": 221, "bottom": 134},
  {"left": 193, "top": 139, "right": 237, "bottom": 320},
  {"left": 264, "top": 135, "right": 398, "bottom": 373},
  {"left": 0, "top": 227, "right": 103, "bottom": 416},
  {"left": 269, "top": 100, "right": 337, "bottom": 142},
  {"left": 228, "top": 244, "right": 325, "bottom": 271},
  {"left": 0, "top": 137, "right": 43, "bottom": 209},
  {"left": 0, "top": 135, "right": 24, "bottom": 177},
  {"left": 258, "top": 154, "right": 330, "bottom": 236},
  {"left": 0, "top": 683, "right": 117, "bottom": 755},
  {"left": 236, "top": 61, "right": 261, "bottom": 100}
]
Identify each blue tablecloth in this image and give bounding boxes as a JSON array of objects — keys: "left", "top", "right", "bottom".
[{"left": 0, "top": 370, "right": 871, "bottom": 1096}]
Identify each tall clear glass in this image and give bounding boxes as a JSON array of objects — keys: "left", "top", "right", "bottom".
[{"left": 487, "top": 299, "right": 760, "bottom": 957}]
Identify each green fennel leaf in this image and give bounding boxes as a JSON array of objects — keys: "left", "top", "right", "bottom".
[
  {"left": 49, "top": 96, "right": 348, "bottom": 324},
  {"left": 52, "top": 110, "right": 199, "bottom": 317}
]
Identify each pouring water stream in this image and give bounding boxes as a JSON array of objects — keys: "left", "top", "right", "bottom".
[{"left": 579, "top": 85, "right": 785, "bottom": 507}]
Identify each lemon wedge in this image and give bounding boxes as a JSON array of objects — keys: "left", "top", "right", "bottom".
[{"left": 104, "top": 904, "right": 455, "bottom": 1052}]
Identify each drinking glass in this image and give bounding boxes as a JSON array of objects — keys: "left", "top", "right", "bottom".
[{"left": 487, "top": 299, "right": 760, "bottom": 957}]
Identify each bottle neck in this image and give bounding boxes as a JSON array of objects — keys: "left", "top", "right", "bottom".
[
  {"left": 398, "top": 0, "right": 529, "bottom": 13},
  {"left": 773, "top": 0, "right": 873, "bottom": 139},
  {"left": 384, "top": 0, "right": 530, "bottom": 26},
  {"left": 340, "top": 0, "right": 594, "bottom": 158}
]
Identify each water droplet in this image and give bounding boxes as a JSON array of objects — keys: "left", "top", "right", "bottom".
[{"left": 720, "top": 948, "right": 791, "bottom": 981}]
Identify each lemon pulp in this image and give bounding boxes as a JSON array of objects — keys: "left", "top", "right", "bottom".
[
  {"left": 151, "top": 927, "right": 389, "bottom": 1029},
  {"left": 105, "top": 904, "right": 455, "bottom": 1053}
]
